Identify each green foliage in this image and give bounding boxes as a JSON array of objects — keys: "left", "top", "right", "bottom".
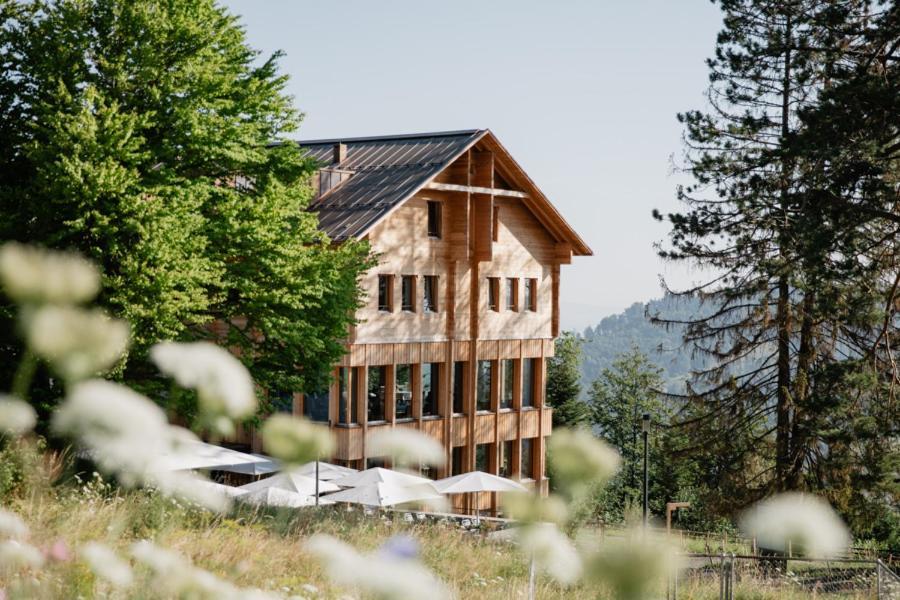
[
  {"left": 546, "top": 332, "right": 590, "bottom": 428},
  {"left": 0, "top": 0, "right": 372, "bottom": 405}
]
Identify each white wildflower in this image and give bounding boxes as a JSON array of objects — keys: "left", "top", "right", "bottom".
[
  {"left": 81, "top": 542, "right": 133, "bottom": 587},
  {"left": 0, "top": 242, "right": 100, "bottom": 305},
  {"left": 150, "top": 341, "right": 256, "bottom": 434},
  {"left": 515, "top": 524, "right": 582, "bottom": 586},
  {"left": 740, "top": 492, "right": 851, "bottom": 557},
  {"left": 548, "top": 428, "right": 620, "bottom": 493},
  {"left": 306, "top": 534, "right": 449, "bottom": 600},
  {"left": 502, "top": 492, "right": 569, "bottom": 525},
  {"left": 261, "top": 414, "right": 334, "bottom": 466},
  {"left": 0, "top": 510, "right": 29, "bottom": 540},
  {"left": 0, "top": 540, "right": 44, "bottom": 571},
  {"left": 132, "top": 540, "right": 242, "bottom": 598},
  {"left": 0, "top": 396, "right": 37, "bottom": 436},
  {"left": 25, "top": 306, "right": 129, "bottom": 381},
  {"left": 367, "top": 428, "right": 444, "bottom": 467}
]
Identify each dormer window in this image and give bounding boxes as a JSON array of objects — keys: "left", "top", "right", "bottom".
[{"left": 427, "top": 201, "right": 442, "bottom": 238}]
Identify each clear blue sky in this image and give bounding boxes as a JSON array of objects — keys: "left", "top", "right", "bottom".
[{"left": 221, "top": 0, "right": 724, "bottom": 331}]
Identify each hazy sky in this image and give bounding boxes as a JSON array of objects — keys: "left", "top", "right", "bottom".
[{"left": 221, "top": 0, "right": 724, "bottom": 331}]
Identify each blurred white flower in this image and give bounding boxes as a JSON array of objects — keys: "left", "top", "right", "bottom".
[
  {"left": 0, "top": 242, "right": 100, "bottom": 305},
  {"left": 740, "top": 492, "right": 851, "bottom": 557},
  {"left": 150, "top": 341, "right": 256, "bottom": 434},
  {"left": 516, "top": 523, "right": 582, "bottom": 586},
  {"left": 581, "top": 529, "right": 680, "bottom": 600},
  {"left": 367, "top": 428, "right": 444, "bottom": 467},
  {"left": 0, "top": 396, "right": 37, "bottom": 436},
  {"left": 502, "top": 491, "right": 569, "bottom": 526},
  {"left": 0, "top": 540, "right": 45, "bottom": 571},
  {"left": 261, "top": 414, "right": 334, "bottom": 466},
  {"left": 132, "top": 540, "right": 259, "bottom": 599},
  {"left": 26, "top": 306, "right": 129, "bottom": 381},
  {"left": 548, "top": 428, "right": 620, "bottom": 493},
  {"left": 306, "top": 534, "right": 449, "bottom": 600},
  {"left": 81, "top": 542, "right": 133, "bottom": 587},
  {"left": 0, "top": 510, "right": 29, "bottom": 540}
]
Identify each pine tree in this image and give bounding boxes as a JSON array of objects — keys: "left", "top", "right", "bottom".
[
  {"left": 546, "top": 332, "right": 590, "bottom": 428},
  {"left": 0, "top": 0, "right": 371, "bottom": 408},
  {"left": 653, "top": 0, "right": 882, "bottom": 493}
]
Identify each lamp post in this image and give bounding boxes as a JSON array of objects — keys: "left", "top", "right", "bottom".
[{"left": 641, "top": 412, "right": 650, "bottom": 528}]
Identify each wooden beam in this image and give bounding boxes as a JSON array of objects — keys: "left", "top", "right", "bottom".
[{"left": 425, "top": 181, "right": 528, "bottom": 198}]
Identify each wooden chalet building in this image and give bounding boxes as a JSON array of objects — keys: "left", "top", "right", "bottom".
[{"left": 245, "top": 129, "right": 591, "bottom": 500}]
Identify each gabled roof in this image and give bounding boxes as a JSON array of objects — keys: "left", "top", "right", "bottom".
[{"left": 297, "top": 129, "right": 591, "bottom": 255}]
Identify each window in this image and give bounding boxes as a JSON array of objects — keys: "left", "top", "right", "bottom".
[
  {"left": 395, "top": 364, "right": 412, "bottom": 419},
  {"left": 476, "top": 360, "right": 492, "bottom": 412},
  {"left": 522, "top": 358, "right": 536, "bottom": 408},
  {"left": 521, "top": 438, "right": 534, "bottom": 479},
  {"left": 451, "top": 446, "right": 465, "bottom": 475},
  {"left": 499, "top": 440, "right": 513, "bottom": 478},
  {"left": 303, "top": 389, "right": 329, "bottom": 423},
  {"left": 423, "top": 275, "right": 438, "bottom": 313},
  {"left": 378, "top": 275, "right": 393, "bottom": 312},
  {"left": 487, "top": 277, "right": 500, "bottom": 311},
  {"left": 367, "top": 456, "right": 387, "bottom": 470},
  {"left": 525, "top": 278, "right": 537, "bottom": 312},
  {"left": 475, "top": 443, "right": 490, "bottom": 472},
  {"left": 452, "top": 361, "right": 466, "bottom": 414},
  {"left": 422, "top": 363, "right": 439, "bottom": 417},
  {"left": 501, "top": 359, "right": 514, "bottom": 409},
  {"left": 492, "top": 206, "right": 500, "bottom": 242},
  {"left": 338, "top": 367, "right": 358, "bottom": 424},
  {"left": 401, "top": 275, "right": 416, "bottom": 312},
  {"left": 271, "top": 390, "right": 294, "bottom": 414},
  {"left": 505, "top": 278, "right": 518, "bottom": 311},
  {"left": 427, "top": 200, "right": 442, "bottom": 238},
  {"left": 367, "top": 366, "right": 386, "bottom": 422}
]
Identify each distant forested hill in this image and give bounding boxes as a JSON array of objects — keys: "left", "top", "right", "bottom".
[{"left": 577, "top": 295, "right": 710, "bottom": 394}]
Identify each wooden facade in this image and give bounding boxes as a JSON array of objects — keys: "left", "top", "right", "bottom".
[{"left": 237, "top": 130, "right": 590, "bottom": 510}]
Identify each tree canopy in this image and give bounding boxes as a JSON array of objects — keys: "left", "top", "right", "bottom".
[{"left": 0, "top": 0, "right": 372, "bottom": 412}]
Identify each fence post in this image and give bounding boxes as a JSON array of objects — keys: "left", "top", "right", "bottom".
[{"left": 877, "top": 560, "right": 882, "bottom": 599}]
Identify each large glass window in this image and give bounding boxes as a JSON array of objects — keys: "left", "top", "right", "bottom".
[
  {"left": 499, "top": 440, "right": 513, "bottom": 478},
  {"left": 338, "top": 367, "right": 358, "bottom": 424},
  {"left": 451, "top": 446, "right": 465, "bottom": 476},
  {"left": 422, "top": 363, "right": 439, "bottom": 417},
  {"left": 475, "top": 443, "right": 490, "bottom": 472},
  {"left": 452, "top": 361, "right": 466, "bottom": 414},
  {"left": 423, "top": 275, "right": 438, "bottom": 313},
  {"left": 367, "top": 366, "right": 386, "bottom": 422},
  {"left": 303, "top": 389, "right": 329, "bottom": 422},
  {"left": 401, "top": 276, "right": 416, "bottom": 312},
  {"left": 521, "top": 438, "right": 534, "bottom": 479},
  {"left": 378, "top": 275, "right": 393, "bottom": 312},
  {"left": 501, "top": 359, "right": 514, "bottom": 409},
  {"left": 427, "top": 200, "right": 442, "bottom": 238},
  {"left": 476, "top": 360, "right": 492, "bottom": 412},
  {"left": 522, "top": 358, "right": 535, "bottom": 408},
  {"left": 395, "top": 364, "right": 412, "bottom": 419},
  {"left": 271, "top": 390, "right": 294, "bottom": 414}
]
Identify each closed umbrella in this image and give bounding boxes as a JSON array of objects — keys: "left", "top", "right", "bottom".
[
  {"left": 238, "top": 471, "right": 340, "bottom": 496},
  {"left": 433, "top": 471, "right": 527, "bottom": 522},
  {"left": 321, "top": 482, "right": 443, "bottom": 508},
  {"left": 332, "top": 467, "right": 432, "bottom": 489}
]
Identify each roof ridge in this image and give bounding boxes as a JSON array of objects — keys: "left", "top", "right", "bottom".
[{"left": 295, "top": 129, "right": 486, "bottom": 146}]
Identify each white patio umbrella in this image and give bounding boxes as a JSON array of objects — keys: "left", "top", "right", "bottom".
[
  {"left": 433, "top": 471, "right": 527, "bottom": 522},
  {"left": 191, "top": 479, "right": 249, "bottom": 499},
  {"left": 331, "top": 467, "right": 433, "bottom": 489},
  {"left": 238, "top": 471, "right": 340, "bottom": 496},
  {"left": 321, "top": 481, "right": 443, "bottom": 508},
  {"left": 152, "top": 441, "right": 273, "bottom": 474},
  {"left": 293, "top": 461, "right": 358, "bottom": 481},
  {"left": 224, "top": 453, "right": 280, "bottom": 476},
  {"left": 240, "top": 487, "right": 333, "bottom": 508}
]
